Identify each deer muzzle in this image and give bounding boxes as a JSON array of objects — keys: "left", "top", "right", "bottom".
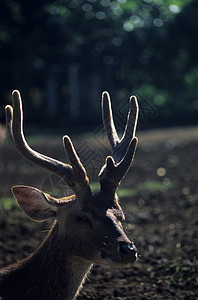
[
  {"left": 100, "top": 241, "right": 137, "bottom": 266},
  {"left": 117, "top": 241, "right": 137, "bottom": 263}
]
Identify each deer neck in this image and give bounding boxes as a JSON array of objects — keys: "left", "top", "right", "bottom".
[
  {"left": 30, "top": 221, "right": 93, "bottom": 299},
  {"left": 1, "top": 221, "right": 92, "bottom": 300}
]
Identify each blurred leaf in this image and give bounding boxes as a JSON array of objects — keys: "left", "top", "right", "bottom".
[
  {"left": 0, "top": 198, "right": 17, "bottom": 211},
  {"left": 139, "top": 180, "right": 173, "bottom": 191}
]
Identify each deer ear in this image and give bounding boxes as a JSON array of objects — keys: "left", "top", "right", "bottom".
[{"left": 12, "top": 186, "right": 57, "bottom": 222}]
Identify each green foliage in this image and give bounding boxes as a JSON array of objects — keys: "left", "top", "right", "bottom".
[
  {"left": 0, "top": 0, "right": 197, "bottom": 126},
  {"left": 0, "top": 198, "right": 17, "bottom": 211},
  {"left": 140, "top": 180, "right": 173, "bottom": 191}
]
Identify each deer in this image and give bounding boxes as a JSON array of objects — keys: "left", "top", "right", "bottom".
[{"left": 0, "top": 89, "right": 139, "bottom": 300}]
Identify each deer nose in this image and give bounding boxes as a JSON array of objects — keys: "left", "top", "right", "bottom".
[{"left": 118, "top": 242, "right": 137, "bottom": 263}]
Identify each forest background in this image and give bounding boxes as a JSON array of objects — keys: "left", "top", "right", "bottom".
[{"left": 0, "top": 0, "right": 197, "bottom": 130}]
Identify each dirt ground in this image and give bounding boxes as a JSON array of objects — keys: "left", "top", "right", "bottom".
[{"left": 0, "top": 126, "right": 198, "bottom": 299}]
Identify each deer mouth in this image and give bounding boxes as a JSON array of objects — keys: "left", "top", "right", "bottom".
[
  {"left": 100, "top": 249, "right": 130, "bottom": 267},
  {"left": 101, "top": 250, "right": 122, "bottom": 265},
  {"left": 100, "top": 243, "right": 137, "bottom": 267}
]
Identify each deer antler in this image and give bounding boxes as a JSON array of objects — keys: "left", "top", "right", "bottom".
[
  {"left": 99, "top": 91, "right": 138, "bottom": 194},
  {"left": 5, "top": 90, "right": 90, "bottom": 194}
]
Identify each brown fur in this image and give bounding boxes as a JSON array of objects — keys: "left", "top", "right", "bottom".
[
  {"left": 0, "top": 191, "right": 135, "bottom": 300},
  {"left": 1, "top": 90, "right": 138, "bottom": 299}
]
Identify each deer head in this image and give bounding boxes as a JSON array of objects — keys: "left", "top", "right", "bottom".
[{"left": 5, "top": 90, "right": 138, "bottom": 267}]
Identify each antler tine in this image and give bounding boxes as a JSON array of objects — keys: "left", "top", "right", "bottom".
[
  {"left": 102, "top": 91, "right": 119, "bottom": 149},
  {"left": 120, "top": 95, "right": 138, "bottom": 149},
  {"left": 63, "top": 135, "right": 90, "bottom": 194},
  {"left": 99, "top": 138, "right": 138, "bottom": 193},
  {"left": 6, "top": 90, "right": 76, "bottom": 188},
  {"left": 99, "top": 92, "right": 139, "bottom": 194},
  {"left": 102, "top": 92, "right": 138, "bottom": 164}
]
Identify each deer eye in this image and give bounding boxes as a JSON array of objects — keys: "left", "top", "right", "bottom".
[
  {"left": 77, "top": 216, "right": 88, "bottom": 222},
  {"left": 77, "top": 215, "right": 93, "bottom": 229}
]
